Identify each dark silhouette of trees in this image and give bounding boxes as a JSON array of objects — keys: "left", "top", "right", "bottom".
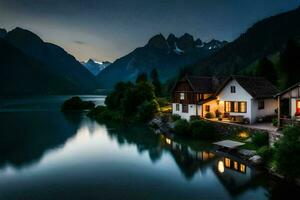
[{"left": 150, "top": 68, "right": 162, "bottom": 97}]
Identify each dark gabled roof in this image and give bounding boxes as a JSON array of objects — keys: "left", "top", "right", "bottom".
[
  {"left": 216, "top": 76, "right": 279, "bottom": 99},
  {"left": 172, "top": 75, "right": 227, "bottom": 93},
  {"left": 275, "top": 81, "right": 300, "bottom": 97}
]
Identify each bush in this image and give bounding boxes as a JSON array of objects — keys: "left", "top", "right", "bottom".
[
  {"left": 252, "top": 132, "right": 269, "bottom": 147},
  {"left": 215, "top": 110, "right": 222, "bottom": 118},
  {"left": 257, "top": 146, "right": 274, "bottom": 163},
  {"left": 160, "top": 113, "right": 170, "bottom": 123},
  {"left": 87, "top": 106, "right": 122, "bottom": 121},
  {"left": 190, "top": 115, "right": 200, "bottom": 121},
  {"left": 205, "top": 112, "right": 215, "bottom": 119},
  {"left": 189, "top": 120, "right": 216, "bottom": 140},
  {"left": 274, "top": 126, "right": 300, "bottom": 177},
  {"left": 272, "top": 118, "right": 278, "bottom": 126},
  {"left": 173, "top": 119, "right": 189, "bottom": 136},
  {"left": 171, "top": 114, "right": 181, "bottom": 121},
  {"left": 136, "top": 100, "right": 160, "bottom": 122},
  {"left": 61, "top": 96, "right": 95, "bottom": 111}
]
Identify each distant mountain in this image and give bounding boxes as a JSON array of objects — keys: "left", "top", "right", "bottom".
[
  {"left": 0, "top": 28, "right": 6, "bottom": 38},
  {"left": 97, "top": 33, "right": 227, "bottom": 89},
  {"left": 1, "top": 27, "right": 99, "bottom": 95},
  {"left": 81, "top": 59, "right": 111, "bottom": 76},
  {"left": 0, "top": 38, "right": 80, "bottom": 95},
  {"left": 189, "top": 6, "right": 300, "bottom": 76}
]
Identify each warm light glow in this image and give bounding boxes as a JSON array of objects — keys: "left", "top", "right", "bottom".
[
  {"left": 240, "top": 164, "right": 246, "bottom": 173},
  {"left": 234, "top": 161, "right": 238, "bottom": 170},
  {"left": 225, "top": 157, "right": 231, "bottom": 168},
  {"left": 239, "top": 131, "right": 249, "bottom": 138},
  {"left": 166, "top": 138, "right": 172, "bottom": 145},
  {"left": 218, "top": 161, "right": 225, "bottom": 173},
  {"left": 203, "top": 151, "right": 209, "bottom": 161}
]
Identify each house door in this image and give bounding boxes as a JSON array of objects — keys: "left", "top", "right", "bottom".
[{"left": 296, "top": 100, "right": 300, "bottom": 114}]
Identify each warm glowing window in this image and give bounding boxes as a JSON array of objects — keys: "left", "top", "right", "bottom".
[
  {"left": 180, "top": 93, "right": 185, "bottom": 100},
  {"left": 225, "top": 158, "right": 231, "bottom": 168},
  {"left": 240, "top": 164, "right": 246, "bottom": 173},
  {"left": 234, "top": 161, "right": 238, "bottom": 170},
  {"left": 225, "top": 101, "right": 247, "bottom": 113},
  {"left": 297, "top": 101, "right": 300, "bottom": 109},
  {"left": 240, "top": 102, "right": 246, "bottom": 112},
  {"left": 205, "top": 105, "right": 210, "bottom": 112}
]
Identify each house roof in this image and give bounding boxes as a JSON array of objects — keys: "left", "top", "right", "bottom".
[
  {"left": 172, "top": 75, "right": 227, "bottom": 93},
  {"left": 275, "top": 81, "right": 300, "bottom": 97},
  {"left": 215, "top": 76, "right": 279, "bottom": 99}
]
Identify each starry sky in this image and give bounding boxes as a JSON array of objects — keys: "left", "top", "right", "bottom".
[{"left": 0, "top": 0, "right": 299, "bottom": 62}]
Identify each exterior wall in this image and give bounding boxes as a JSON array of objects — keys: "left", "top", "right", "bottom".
[
  {"left": 252, "top": 98, "right": 277, "bottom": 120},
  {"left": 172, "top": 103, "right": 200, "bottom": 120},
  {"left": 218, "top": 79, "right": 254, "bottom": 123},
  {"left": 281, "top": 86, "right": 300, "bottom": 99},
  {"left": 291, "top": 98, "right": 300, "bottom": 117},
  {"left": 202, "top": 100, "right": 219, "bottom": 117}
]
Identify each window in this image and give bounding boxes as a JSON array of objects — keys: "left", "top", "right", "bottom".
[
  {"left": 258, "top": 100, "right": 265, "bottom": 110},
  {"left": 175, "top": 104, "right": 180, "bottom": 111},
  {"left": 225, "top": 101, "right": 247, "bottom": 113},
  {"left": 224, "top": 158, "right": 231, "bottom": 168},
  {"left": 180, "top": 93, "right": 185, "bottom": 100},
  {"left": 231, "top": 86, "right": 236, "bottom": 93},
  {"left": 205, "top": 105, "right": 210, "bottom": 112},
  {"left": 240, "top": 164, "right": 246, "bottom": 173},
  {"left": 182, "top": 104, "right": 188, "bottom": 113}
]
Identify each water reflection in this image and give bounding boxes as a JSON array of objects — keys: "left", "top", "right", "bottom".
[{"left": 0, "top": 96, "right": 299, "bottom": 199}]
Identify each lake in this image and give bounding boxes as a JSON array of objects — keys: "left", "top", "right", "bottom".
[{"left": 0, "top": 96, "right": 298, "bottom": 200}]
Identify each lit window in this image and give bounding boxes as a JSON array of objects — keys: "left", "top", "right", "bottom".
[
  {"left": 225, "top": 158, "right": 231, "bottom": 168},
  {"left": 234, "top": 161, "right": 238, "bottom": 170},
  {"left": 234, "top": 102, "right": 238, "bottom": 112},
  {"left": 231, "top": 86, "right": 236, "bottom": 93},
  {"left": 218, "top": 161, "right": 225, "bottom": 173},
  {"left": 240, "top": 102, "right": 246, "bottom": 113},
  {"left": 205, "top": 105, "right": 210, "bottom": 112},
  {"left": 258, "top": 100, "right": 265, "bottom": 110},
  {"left": 176, "top": 104, "right": 180, "bottom": 111},
  {"left": 297, "top": 101, "right": 300, "bottom": 109},
  {"left": 240, "top": 164, "right": 246, "bottom": 173},
  {"left": 180, "top": 93, "right": 184, "bottom": 100},
  {"left": 225, "top": 102, "right": 230, "bottom": 112}
]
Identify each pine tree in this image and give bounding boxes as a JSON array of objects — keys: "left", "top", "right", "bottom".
[
  {"left": 136, "top": 72, "right": 148, "bottom": 84},
  {"left": 150, "top": 68, "right": 162, "bottom": 96}
]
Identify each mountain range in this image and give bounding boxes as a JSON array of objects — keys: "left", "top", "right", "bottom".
[
  {"left": 0, "top": 27, "right": 99, "bottom": 95},
  {"left": 97, "top": 33, "right": 227, "bottom": 89},
  {"left": 81, "top": 59, "right": 111, "bottom": 76},
  {"left": 189, "top": 6, "right": 300, "bottom": 76}
]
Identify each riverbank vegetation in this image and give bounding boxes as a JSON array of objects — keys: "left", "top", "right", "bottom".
[
  {"left": 88, "top": 71, "right": 163, "bottom": 123},
  {"left": 61, "top": 96, "right": 95, "bottom": 111}
]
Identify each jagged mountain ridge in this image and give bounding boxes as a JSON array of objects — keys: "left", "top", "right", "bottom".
[
  {"left": 81, "top": 59, "right": 111, "bottom": 76},
  {"left": 97, "top": 33, "right": 227, "bottom": 89}
]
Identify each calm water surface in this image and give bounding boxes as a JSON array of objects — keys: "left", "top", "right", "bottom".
[{"left": 0, "top": 96, "right": 298, "bottom": 200}]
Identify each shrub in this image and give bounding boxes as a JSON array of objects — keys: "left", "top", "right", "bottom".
[
  {"left": 160, "top": 113, "right": 170, "bottom": 123},
  {"left": 173, "top": 119, "right": 189, "bottom": 136},
  {"left": 190, "top": 115, "right": 200, "bottom": 121},
  {"left": 252, "top": 132, "right": 269, "bottom": 147},
  {"left": 274, "top": 125, "right": 300, "bottom": 177},
  {"left": 136, "top": 100, "right": 160, "bottom": 122},
  {"left": 257, "top": 146, "right": 274, "bottom": 163},
  {"left": 215, "top": 110, "right": 222, "bottom": 118},
  {"left": 189, "top": 120, "right": 216, "bottom": 140},
  {"left": 205, "top": 112, "right": 215, "bottom": 119},
  {"left": 171, "top": 114, "right": 181, "bottom": 121},
  {"left": 87, "top": 106, "right": 122, "bottom": 121},
  {"left": 61, "top": 96, "right": 95, "bottom": 111},
  {"left": 272, "top": 118, "right": 278, "bottom": 126}
]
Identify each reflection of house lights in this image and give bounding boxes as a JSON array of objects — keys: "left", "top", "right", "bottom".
[
  {"left": 218, "top": 161, "right": 224, "bottom": 173},
  {"left": 166, "top": 138, "right": 171, "bottom": 145},
  {"left": 239, "top": 131, "right": 249, "bottom": 138}
]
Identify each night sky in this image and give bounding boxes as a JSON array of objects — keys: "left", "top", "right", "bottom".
[{"left": 0, "top": 0, "right": 299, "bottom": 62}]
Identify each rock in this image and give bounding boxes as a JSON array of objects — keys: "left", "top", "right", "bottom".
[
  {"left": 238, "top": 149, "right": 256, "bottom": 157},
  {"left": 249, "top": 155, "right": 263, "bottom": 165}
]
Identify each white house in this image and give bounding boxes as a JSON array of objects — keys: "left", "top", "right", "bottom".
[
  {"left": 172, "top": 75, "right": 279, "bottom": 124},
  {"left": 213, "top": 76, "right": 279, "bottom": 124}
]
